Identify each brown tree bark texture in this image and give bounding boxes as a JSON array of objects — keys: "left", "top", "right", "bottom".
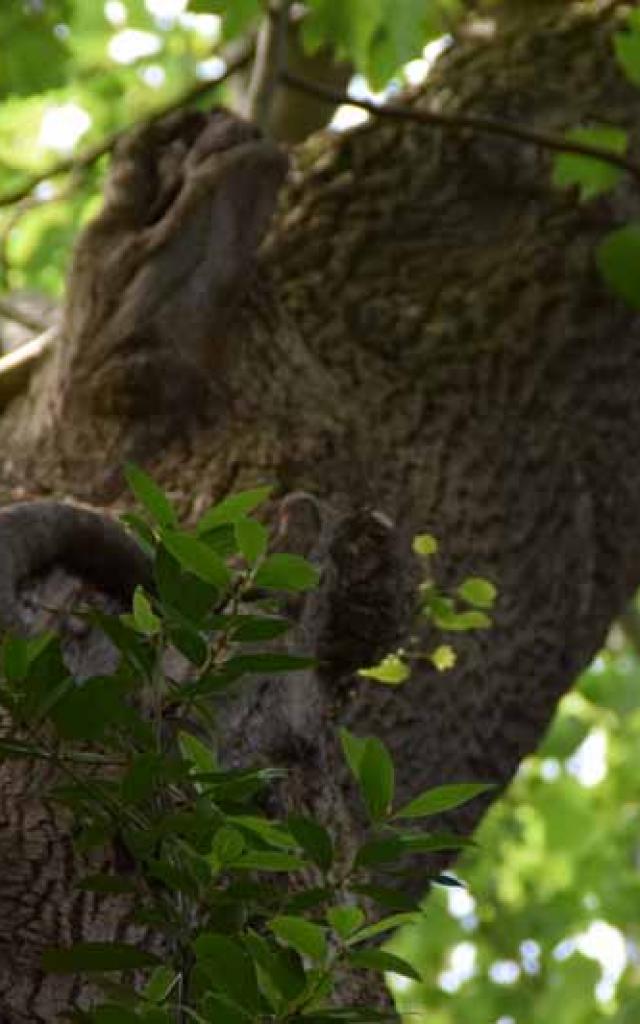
[{"left": 0, "top": 2, "right": 639, "bottom": 1019}]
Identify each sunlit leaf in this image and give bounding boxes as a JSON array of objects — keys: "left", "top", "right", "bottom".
[{"left": 393, "top": 781, "right": 495, "bottom": 819}]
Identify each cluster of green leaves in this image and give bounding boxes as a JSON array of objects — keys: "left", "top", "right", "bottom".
[
  {"left": 390, "top": 621, "right": 640, "bottom": 1024},
  {"left": 0, "top": 467, "right": 486, "bottom": 1024},
  {"left": 359, "top": 534, "right": 497, "bottom": 685},
  {"left": 194, "top": 0, "right": 459, "bottom": 89},
  {"left": 551, "top": 9, "right": 640, "bottom": 308}
]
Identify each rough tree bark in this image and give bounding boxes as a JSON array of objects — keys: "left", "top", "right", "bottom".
[{"left": 0, "top": 1, "right": 639, "bottom": 1019}]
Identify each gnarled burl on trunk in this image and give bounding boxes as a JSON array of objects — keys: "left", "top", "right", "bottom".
[{"left": 1, "top": 2, "right": 640, "bottom": 1019}]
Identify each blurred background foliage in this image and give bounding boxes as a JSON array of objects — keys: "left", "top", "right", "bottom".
[
  {"left": 390, "top": 612, "right": 640, "bottom": 1023},
  {"left": 3, "top": 2, "right": 640, "bottom": 1022}
]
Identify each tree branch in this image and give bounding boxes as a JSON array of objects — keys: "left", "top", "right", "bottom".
[
  {"left": 0, "top": 327, "right": 57, "bottom": 410},
  {"left": 281, "top": 70, "right": 640, "bottom": 185},
  {"left": 0, "top": 299, "right": 48, "bottom": 334},
  {"left": 0, "top": 46, "right": 254, "bottom": 210},
  {"left": 247, "top": 1, "right": 292, "bottom": 132}
]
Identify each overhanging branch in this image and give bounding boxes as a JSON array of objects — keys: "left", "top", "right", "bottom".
[{"left": 281, "top": 70, "right": 640, "bottom": 185}]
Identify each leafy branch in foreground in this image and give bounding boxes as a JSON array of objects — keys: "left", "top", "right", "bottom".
[{"left": 0, "top": 467, "right": 487, "bottom": 1023}]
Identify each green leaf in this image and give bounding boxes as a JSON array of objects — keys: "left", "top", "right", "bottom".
[
  {"left": 132, "top": 587, "right": 161, "bottom": 636},
  {"left": 425, "top": 594, "right": 492, "bottom": 630},
  {"left": 597, "top": 224, "right": 640, "bottom": 308},
  {"left": 358, "top": 654, "right": 410, "bottom": 686},
  {"left": 359, "top": 737, "right": 395, "bottom": 822},
  {"left": 142, "top": 966, "right": 179, "bottom": 1004},
  {"left": 287, "top": 815, "right": 334, "bottom": 872},
  {"left": 393, "top": 782, "right": 495, "bottom": 819},
  {"left": 42, "top": 943, "right": 160, "bottom": 973},
  {"left": 456, "top": 576, "right": 497, "bottom": 609},
  {"left": 234, "top": 517, "right": 268, "bottom": 564},
  {"left": 552, "top": 126, "right": 627, "bottom": 200},
  {"left": 230, "top": 616, "right": 291, "bottom": 642},
  {"left": 227, "top": 816, "right": 294, "bottom": 849},
  {"left": 161, "top": 529, "right": 230, "bottom": 590},
  {"left": 179, "top": 731, "right": 218, "bottom": 773},
  {"left": 339, "top": 727, "right": 368, "bottom": 780},
  {"left": 350, "top": 884, "right": 415, "bottom": 913},
  {"left": 212, "top": 826, "right": 246, "bottom": 865},
  {"left": 50, "top": 675, "right": 132, "bottom": 741},
  {"left": 193, "top": 933, "right": 260, "bottom": 1013},
  {"left": 2, "top": 633, "right": 29, "bottom": 682},
  {"left": 167, "top": 622, "right": 208, "bottom": 666},
  {"left": 197, "top": 487, "right": 272, "bottom": 531},
  {"left": 430, "top": 645, "right": 456, "bottom": 672},
  {"left": 303, "top": 0, "right": 384, "bottom": 66},
  {"left": 119, "top": 512, "right": 156, "bottom": 555},
  {"left": 243, "top": 932, "right": 307, "bottom": 1002},
  {"left": 346, "top": 912, "right": 420, "bottom": 945},
  {"left": 253, "top": 554, "right": 320, "bottom": 592},
  {"left": 354, "top": 831, "right": 473, "bottom": 868},
  {"left": 222, "top": 653, "right": 315, "bottom": 675},
  {"left": 124, "top": 463, "right": 176, "bottom": 528},
  {"left": 77, "top": 874, "right": 138, "bottom": 895},
  {"left": 615, "top": 23, "right": 640, "bottom": 86},
  {"left": 153, "top": 546, "right": 218, "bottom": 623},
  {"left": 413, "top": 533, "right": 438, "bottom": 556},
  {"left": 269, "top": 915, "right": 327, "bottom": 962},
  {"left": 233, "top": 851, "right": 308, "bottom": 872},
  {"left": 327, "top": 905, "right": 365, "bottom": 939},
  {"left": 346, "top": 948, "right": 421, "bottom": 982}
]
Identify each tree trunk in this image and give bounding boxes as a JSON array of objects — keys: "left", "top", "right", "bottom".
[{"left": 0, "top": 1, "right": 639, "bottom": 1019}]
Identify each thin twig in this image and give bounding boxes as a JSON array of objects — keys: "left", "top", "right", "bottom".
[
  {"left": 0, "top": 298, "right": 48, "bottom": 334},
  {"left": 281, "top": 70, "right": 640, "bottom": 184},
  {"left": 0, "top": 46, "right": 254, "bottom": 211}
]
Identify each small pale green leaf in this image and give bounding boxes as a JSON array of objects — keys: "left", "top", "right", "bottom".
[
  {"left": 124, "top": 463, "right": 176, "bottom": 527},
  {"left": 358, "top": 654, "right": 410, "bottom": 686},
  {"left": 269, "top": 915, "right": 327, "bottom": 962},
  {"left": 457, "top": 576, "right": 497, "bottom": 609},
  {"left": 132, "top": 587, "right": 160, "bottom": 636},
  {"left": 430, "top": 645, "right": 457, "bottom": 672},
  {"left": 197, "top": 487, "right": 272, "bottom": 531},
  {"left": 597, "top": 224, "right": 640, "bottom": 308},
  {"left": 234, "top": 517, "right": 268, "bottom": 564},
  {"left": 552, "top": 126, "right": 627, "bottom": 200},
  {"left": 327, "top": 905, "right": 365, "bottom": 939},
  {"left": 394, "top": 781, "right": 495, "bottom": 820},
  {"left": 346, "top": 948, "right": 421, "bottom": 982},
  {"left": 413, "top": 533, "right": 438, "bottom": 556}
]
